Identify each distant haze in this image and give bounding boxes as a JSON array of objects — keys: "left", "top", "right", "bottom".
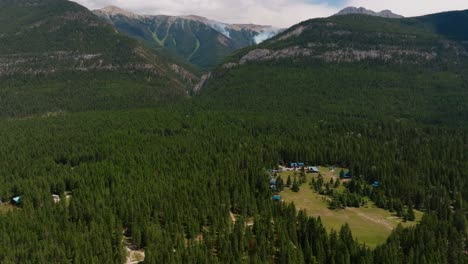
[{"left": 73, "top": 0, "right": 468, "bottom": 28}]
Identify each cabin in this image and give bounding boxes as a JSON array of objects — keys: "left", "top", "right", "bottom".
[
  {"left": 373, "top": 181, "right": 380, "bottom": 187},
  {"left": 343, "top": 172, "right": 351, "bottom": 179},
  {"left": 272, "top": 195, "right": 281, "bottom": 201},
  {"left": 270, "top": 179, "right": 277, "bottom": 185},
  {"left": 52, "top": 194, "right": 61, "bottom": 204},
  {"left": 12, "top": 196, "right": 21, "bottom": 205},
  {"left": 289, "top": 162, "right": 305, "bottom": 168},
  {"left": 308, "top": 166, "right": 320, "bottom": 173}
]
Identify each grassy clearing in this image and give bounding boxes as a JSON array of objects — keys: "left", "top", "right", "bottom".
[
  {"left": 276, "top": 167, "right": 422, "bottom": 248},
  {"left": 0, "top": 204, "right": 16, "bottom": 214}
]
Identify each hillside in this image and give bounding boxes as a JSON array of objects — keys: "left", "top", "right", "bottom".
[
  {"left": 199, "top": 11, "right": 468, "bottom": 126},
  {"left": 0, "top": 0, "right": 197, "bottom": 117},
  {"left": 0, "top": 5, "right": 466, "bottom": 264},
  {"left": 94, "top": 6, "right": 281, "bottom": 70}
]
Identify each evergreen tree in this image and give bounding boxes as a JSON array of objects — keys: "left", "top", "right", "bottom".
[{"left": 292, "top": 179, "right": 300, "bottom": 193}]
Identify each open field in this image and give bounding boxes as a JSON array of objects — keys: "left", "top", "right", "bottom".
[
  {"left": 276, "top": 167, "right": 423, "bottom": 248},
  {"left": 0, "top": 204, "right": 16, "bottom": 214}
]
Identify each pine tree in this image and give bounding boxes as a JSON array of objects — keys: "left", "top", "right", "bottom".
[
  {"left": 407, "top": 204, "right": 415, "bottom": 221},
  {"left": 292, "top": 179, "right": 300, "bottom": 192},
  {"left": 286, "top": 175, "right": 292, "bottom": 187}
]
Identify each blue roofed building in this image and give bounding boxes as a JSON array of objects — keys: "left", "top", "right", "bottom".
[
  {"left": 373, "top": 181, "right": 380, "bottom": 187},
  {"left": 272, "top": 195, "right": 281, "bottom": 201},
  {"left": 12, "top": 196, "right": 21, "bottom": 205}
]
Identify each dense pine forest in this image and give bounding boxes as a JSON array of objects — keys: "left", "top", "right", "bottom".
[
  {"left": 0, "top": 1, "right": 467, "bottom": 263},
  {"left": 0, "top": 107, "right": 466, "bottom": 263}
]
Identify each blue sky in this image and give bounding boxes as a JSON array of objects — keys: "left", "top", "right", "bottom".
[{"left": 75, "top": 0, "right": 468, "bottom": 27}]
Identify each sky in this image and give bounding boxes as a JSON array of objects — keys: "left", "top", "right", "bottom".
[{"left": 74, "top": 0, "right": 468, "bottom": 28}]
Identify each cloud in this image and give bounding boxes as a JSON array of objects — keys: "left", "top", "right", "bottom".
[
  {"left": 73, "top": 0, "right": 468, "bottom": 28},
  {"left": 346, "top": 0, "right": 468, "bottom": 17},
  {"left": 73, "top": 0, "right": 340, "bottom": 28}
]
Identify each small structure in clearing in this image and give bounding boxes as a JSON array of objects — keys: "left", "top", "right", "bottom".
[
  {"left": 52, "top": 194, "right": 61, "bottom": 204},
  {"left": 289, "top": 162, "right": 305, "bottom": 169},
  {"left": 308, "top": 166, "right": 320, "bottom": 173},
  {"left": 12, "top": 196, "right": 21, "bottom": 205},
  {"left": 272, "top": 195, "right": 281, "bottom": 201}
]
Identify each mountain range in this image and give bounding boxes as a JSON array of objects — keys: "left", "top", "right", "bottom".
[
  {"left": 335, "top": 7, "right": 404, "bottom": 18},
  {"left": 94, "top": 6, "right": 282, "bottom": 70},
  {"left": 201, "top": 9, "right": 468, "bottom": 126},
  {"left": 0, "top": 1, "right": 467, "bottom": 263},
  {"left": 0, "top": 0, "right": 197, "bottom": 117}
]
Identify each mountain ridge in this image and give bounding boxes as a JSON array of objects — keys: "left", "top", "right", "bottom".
[
  {"left": 93, "top": 5, "right": 282, "bottom": 70},
  {"left": 335, "top": 6, "right": 404, "bottom": 18},
  {"left": 0, "top": 0, "right": 197, "bottom": 117},
  {"left": 199, "top": 9, "right": 468, "bottom": 126}
]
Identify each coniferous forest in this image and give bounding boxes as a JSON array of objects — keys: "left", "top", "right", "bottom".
[
  {"left": 0, "top": 1, "right": 467, "bottom": 263},
  {"left": 0, "top": 107, "right": 466, "bottom": 263}
]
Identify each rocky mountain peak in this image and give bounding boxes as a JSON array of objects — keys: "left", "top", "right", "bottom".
[{"left": 335, "top": 7, "right": 403, "bottom": 18}]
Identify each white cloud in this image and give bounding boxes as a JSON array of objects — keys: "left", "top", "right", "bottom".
[
  {"left": 346, "top": 0, "right": 468, "bottom": 17},
  {"left": 73, "top": 0, "right": 340, "bottom": 28},
  {"left": 73, "top": 0, "right": 468, "bottom": 28}
]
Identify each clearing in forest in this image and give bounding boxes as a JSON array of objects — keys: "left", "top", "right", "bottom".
[
  {"left": 123, "top": 232, "right": 145, "bottom": 264},
  {"left": 0, "top": 204, "right": 16, "bottom": 214},
  {"left": 276, "top": 166, "right": 423, "bottom": 248}
]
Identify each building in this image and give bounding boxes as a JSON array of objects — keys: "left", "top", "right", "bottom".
[
  {"left": 12, "top": 196, "right": 21, "bottom": 205},
  {"left": 308, "top": 166, "right": 320, "bottom": 173},
  {"left": 373, "top": 181, "right": 380, "bottom": 187},
  {"left": 272, "top": 195, "right": 281, "bottom": 201},
  {"left": 52, "top": 194, "right": 61, "bottom": 204}
]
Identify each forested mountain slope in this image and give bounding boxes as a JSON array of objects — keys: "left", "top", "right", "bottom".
[
  {"left": 94, "top": 6, "right": 281, "bottom": 70},
  {"left": 200, "top": 11, "right": 468, "bottom": 127},
  {"left": 0, "top": 0, "right": 197, "bottom": 117},
  {"left": 0, "top": 5, "right": 466, "bottom": 264}
]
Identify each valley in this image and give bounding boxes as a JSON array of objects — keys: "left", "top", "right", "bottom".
[{"left": 0, "top": 1, "right": 466, "bottom": 263}]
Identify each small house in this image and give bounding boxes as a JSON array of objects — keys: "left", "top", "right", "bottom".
[
  {"left": 272, "top": 195, "right": 281, "bottom": 201},
  {"left": 289, "top": 162, "right": 298, "bottom": 168},
  {"left": 297, "top": 162, "right": 305, "bottom": 167},
  {"left": 12, "top": 196, "right": 21, "bottom": 205},
  {"left": 308, "top": 166, "right": 320, "bottom": 173},
  {"left": 52, "top": 194, "right": 61, "bottom": 204},
  {"left": 343, "top": 172, "right": 351, "bottom": 179},
  {"left": 373, "top": 181, "right": 380, "bottom": 187}
]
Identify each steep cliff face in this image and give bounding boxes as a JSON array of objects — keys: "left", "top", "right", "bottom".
[{"left": 94, "top": 6, "right": 281, "bottom": 70}]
